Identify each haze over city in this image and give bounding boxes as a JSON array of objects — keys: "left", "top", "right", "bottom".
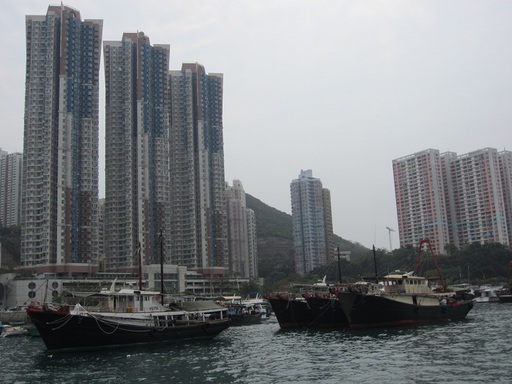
[{"left": 1, "top": 1, "right": 511, "bottom": 250}]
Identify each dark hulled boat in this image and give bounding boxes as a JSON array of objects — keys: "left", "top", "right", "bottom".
[
  {"left": 267, "top": 287, "right": 351, "bottom": 329},
  {"left": 27, "top": 288, "right": 230, "bottom": 352},
  {"left": 497, "top": 261, "right": 512, "bottom": 303},
  {"left": 497, "top": 286, "right": 512, "bottom": 303},
  {"left": 337, "top": 240, "right": 474, "bottom": 329},
  {"left": 337, "top": 274, "right": 474, "bottom": 329},
  {"left": 302, "top": 295, "right": 349, "bottom": 328},
  {"left": 266, "top": 295, "right": 316, "bottom": 329}
]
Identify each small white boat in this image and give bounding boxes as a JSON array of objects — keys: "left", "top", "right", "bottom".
[
  {"left": 474, "top": 286, "right": 500, "bottom": 303},
  {"left": 0, "top": 324, "right": 29, "bottom": 338}
]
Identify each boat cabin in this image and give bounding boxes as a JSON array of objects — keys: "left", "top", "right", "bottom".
[
  {"left": 94, "top": 289, "right": 167, "bottom": 313},
  {"left": 381, "top": 271, "right": 433, "bottom": 295}
]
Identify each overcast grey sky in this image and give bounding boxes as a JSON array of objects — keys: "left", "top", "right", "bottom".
[{"left": 1, "top": 1, "right": 511, "bottom": 251}]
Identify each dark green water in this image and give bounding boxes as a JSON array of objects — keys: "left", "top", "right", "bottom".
[{"left": 2, "top": 303, "right": 511, "bottom": 383}]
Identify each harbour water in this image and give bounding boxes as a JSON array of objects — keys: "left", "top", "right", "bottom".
[{"left": 2, "top": 303, "right": 512, "bottom": 384}]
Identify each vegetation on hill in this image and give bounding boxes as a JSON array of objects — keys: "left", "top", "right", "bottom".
[
  {"left": 0, "top": 226, "right": 21, "bottom": 270},
  {"left": 246, "top": 193, "right": 371, "bottom": 290}
]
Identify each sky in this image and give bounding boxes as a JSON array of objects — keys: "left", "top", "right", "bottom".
[{"left": 1, "top": 1, "right": 511, "bottom": 251}]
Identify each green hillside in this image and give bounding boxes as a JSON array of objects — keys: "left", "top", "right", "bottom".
[{"left": 245, "top": 193, "right": 370, "bottom": 285}]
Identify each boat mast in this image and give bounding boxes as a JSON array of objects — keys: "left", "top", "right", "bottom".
[
  {"left": 416, "top": 239, "right": 446, "bottom": 291},
  {"left": 372, "top": 245, "right": 378, "bottom": 281},
  {"left": 337, "top": 246, "right": 342, "bottom": 284},
  {"left": 160, "top": 231, "right": 164, "bottom": 304},
  {"left": 137, "top": 242, "right": 142, "bottom": 291}
]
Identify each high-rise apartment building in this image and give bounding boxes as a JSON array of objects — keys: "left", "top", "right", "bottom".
[
  {"left": 21, "top": 6, "right": 102, "bottom": 276},
  {"left": 498, "top": 151, "right": 512, "bottom": 243},
  {"left": 246, "top": 209, "right": 258, "bottom": 280},
  {"left": 226, "top": 180, "right": 258, "bottom": 279},
  {"left": 290, "top": 170, "right": 332, "bottom": 275},
  {"left": 448, "top": 148, "right": 508, "bottom": 246},
  {"left": 103, "top": 32, "right": 170, "bottom": 272},
  {"left": 169, "top": 63, "right": 228, "bottom": 274},
  {"left": 393, "top": 149, "right": 449, "bottom": 255},
  {"left": 0, "top": 150, "right": 23, "bottom": 228},
  {"left": 322, "top": 188, "right": 335, "bottom": 264},
  {"left": 393, "top": 148, "right": 510, "bottom": 254}
]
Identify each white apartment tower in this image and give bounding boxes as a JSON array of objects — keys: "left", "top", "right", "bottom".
[
  {"left": 226, "top": 180, "right": 258, "bottom": 279},
  {"left": 103, "top": 32, "right": 171, "bottom": 271},
  {"left": 498, "top": 151, "right": 512, "bottom": 243},
  {"left": 290, "top": 170, "right": 328, "bottom": 275},
  {"left": 394, "top": 148, "right": 510, "bottom": 254},
  {"left": 448, "top": 148, "right": 508, "bottom": 246},
  {"left": 393, "top": 149, "right": 449, "bottom": 255},
  {"left": 169, "top": 64, "right": 228, "bottom": 274},
  {"left": 0, "top": 150, "right": 23, "bottom": 227},
  {"left": 21, "top": 6, "right": 103, "bottom": 276}
]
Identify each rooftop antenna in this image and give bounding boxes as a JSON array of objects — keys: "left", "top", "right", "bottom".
[{"left": 386, "top": 227, "right": 395, "bottom": 251}]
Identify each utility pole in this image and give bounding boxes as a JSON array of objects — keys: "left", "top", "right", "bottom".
[{"left": 386, "top": 227, "right": 395, "bottom": 252}]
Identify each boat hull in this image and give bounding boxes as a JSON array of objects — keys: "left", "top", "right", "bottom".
[
  {"left": 303, "top": 296, "right": 349, "bottom": 328},
  {"left": 27, "top": 308, "right": 230, "bottom": 351},
  {"left": 498, "top": 294, "right": 512, "bottom": 303},
  {"left": 267, "top": 295, "right": 350, "bottom": 329},
  {"left": 267, "top": 296, "right": 315, "bottom": 329},
  {"left": 228, "top": 312, "right": 262, "bottom": 326},
  {"left": 338, "top": 292, "right": 474, "bottom": 329}
]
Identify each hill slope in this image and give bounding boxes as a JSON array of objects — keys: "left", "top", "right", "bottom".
[{"left": 245, "top": 193, "right": 369, "bottom": 281}]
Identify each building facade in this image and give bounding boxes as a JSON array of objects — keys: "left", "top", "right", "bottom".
[
  {"left": 169, "top": 64, "right": 228, "bottom": 275},
  {"left": 393, "top": 148, "right": 510, "bottom": 254},
  {"left": 448, "top": 149, "right": 508, "bottom": 246},
  {"left": 393, "top": 149, "right": 449, "bottom": 255},
  {"left": 0, "top": 150, "right": 23, "bottom": 227},
  {"left": 226, "top": 180, "right": 258, "bottom": 279},
  {"left": 322, "top": 188, "right": 335, "bottom": 264},
  {"left": 498, "top": 151, "right": 512, "bottom": 244},
  {"left": 290, "top": 170, "right": 330, "bottom": 275},
  {"left": 21, "top": 6, "right": 103, "bottom": 276},
  {"left": 103, "top": 32, "right": 171, "bottom": 272}
]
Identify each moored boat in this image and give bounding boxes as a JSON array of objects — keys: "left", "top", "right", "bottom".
[
  {"left": 266, "top": 275, "right": 352, "bottom": 329},
  {"left": 225, "top": 303, "right": 263, "bottom": 326},
  {"left": 497, "top": 262, "right": 512, "bottom": 303},
  {"left": 497, "top": 287, "right": 512, "bottom": 303},
  {"left": 474, "top": 286, "right": 500, "bottom": 303},
  {"left": 27, "top": 286, "right": 230, "bottom": 352},
  {"left": 337, "top": 272, "right": 474, "bottom": 329},
  {"left": 241, "top": 292, "right": 273, "bottom": 320},
  {"left": 337, "top": 240, "right": 474, "bottom": 329},
  {"left": 266, "top": 294, "right": 315, "bottom": 329},
  {"left": 0, "top": 324, "right": 30, "bottom": 338}
]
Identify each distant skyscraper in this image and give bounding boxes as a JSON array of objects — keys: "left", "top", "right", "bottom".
[
  {"left": 498, "top": 150, "right": 512, "bottom": 244},
  {"left": 103, "top": 32, "right": 170, "bottom": 271},
  {"left": 322, "top": 188, "right": 335, "bottom": 264},
  {"left": 169, "top": 63, "right": 228, "bottom": 273},
  {"left": 393, "top": 148, "right": 509, "bottom": 254},
  {"left": 393, "top": 149, "right": 449, "bottom": 255},
  {"left": 448, "top": 148, "right": 508, "bottom": 246},
  {"left": 290, "top": 170, "right": 331, "bottom": 275},
  {"left": 226, "top": 180, "right": 258, "bottom": 279},
  {"left": 21, "top": 6, "right": 102, "bottom": 276},
  {"left": 0, "top": 150, "right": 23, "bottom": 227},
  {"left": 246, "top": 208, "right": 258, "bottom": 280}
]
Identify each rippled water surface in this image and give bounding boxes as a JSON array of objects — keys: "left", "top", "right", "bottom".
[{"left": 2, "top": 303, "right": 512, "bottom": 383}]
